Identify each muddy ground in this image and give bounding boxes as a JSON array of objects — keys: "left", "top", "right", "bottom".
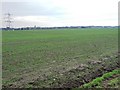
[{"left": 2, "top": 52, "right": 120, "bottom": 88}]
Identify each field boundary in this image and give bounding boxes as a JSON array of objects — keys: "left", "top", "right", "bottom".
[
  {"left": 81, "top": 69, "right": 120, "bottom": 88},
  {"left": 52, "top": 53, "right": 120, "bottom": 88}
]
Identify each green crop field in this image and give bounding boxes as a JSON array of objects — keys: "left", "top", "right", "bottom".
[{"left": 2, "top": 28, "right": 119, "bottom": 88}]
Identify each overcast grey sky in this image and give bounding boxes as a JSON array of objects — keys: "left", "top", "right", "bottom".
[{"left": 1, "top": 0, "right": 119, "bottom": 28}]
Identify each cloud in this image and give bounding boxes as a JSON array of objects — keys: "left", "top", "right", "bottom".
[
  {"left": 1, "top": 0, "right": 119, "bottom": 27},
  {"left": 2, "top": 1, "right": 65, "bottom": 16}
]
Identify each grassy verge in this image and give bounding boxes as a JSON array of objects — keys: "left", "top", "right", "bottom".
[
  {"left": 81, "top": 69, "right": 120, "bottom": 88},
  {"left": 106, "top": 77, "right": 120, "bottom": 88}
]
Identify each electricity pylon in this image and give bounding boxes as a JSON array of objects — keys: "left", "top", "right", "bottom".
[{"left": 4, "top": 13, "right": 13, "bottom": 30}]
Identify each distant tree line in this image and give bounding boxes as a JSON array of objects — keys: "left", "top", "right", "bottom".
[{"left": 1, "top": 26, "right": 118, "bottom": 30}]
